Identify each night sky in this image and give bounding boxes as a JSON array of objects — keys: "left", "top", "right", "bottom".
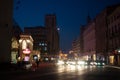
[{"left": 13, "top": 0, "right": 120, "bottom": 53}]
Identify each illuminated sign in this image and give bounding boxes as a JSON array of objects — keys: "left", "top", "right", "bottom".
[
  {"left": 24, "top": 56, "right": 30, "bottom": 61},
  {"left": 23, "top": 48, "right": 31, "bottom": 54}
]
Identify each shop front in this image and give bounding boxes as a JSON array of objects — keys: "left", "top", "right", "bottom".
[
  {"left": 19, "top": 35, "right": 33, "bottom": 62},
  {"left": 108, "top": 49, "right": 120, "bottom": 65}
]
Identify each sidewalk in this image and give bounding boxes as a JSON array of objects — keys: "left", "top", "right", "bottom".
[
  {"left": 105, "top": 65, "right": 120, "bottom": 69},
  {"left": 0, "top": 63, "right": 26, "bottom": 72}
]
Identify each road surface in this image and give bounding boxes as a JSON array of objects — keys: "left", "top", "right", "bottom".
[{"left": 1, "top": 63, "right": 120, "bottom": 80}]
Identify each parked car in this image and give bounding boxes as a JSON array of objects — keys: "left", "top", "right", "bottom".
[{"left": 89, "top": 60, "right": 106, "bottom": 66}]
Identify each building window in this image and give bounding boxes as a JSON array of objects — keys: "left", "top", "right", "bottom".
[
  {"left": 12, "top": 40, "right": 18, "bottom": 48},
  {"left": 44, "top": 47, "right": 47, "bottom": 51},
  {"left": 22, "top": 40, "right": 27, "bottom": 49}
]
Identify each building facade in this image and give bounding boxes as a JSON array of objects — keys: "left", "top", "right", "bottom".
[
  {"left": 0, "top": 0, "right": 13, "bottom": 63},
  {"left": 83, "top": 20, "right": 96, "bottom": 61},
  {"left": 45, "top": 14, "right": 60, "bottom": 57},
  {"left": 79, "top": 4, "right": 120, "bottom": 65},
  {"left": 95, "top": 4, "right": 120, "bottom": 63},
  {"left": 19, "top": 34, "right": 33, "bottom": 61},
  {"left": 107, "top": 5, "right": 120, "bottom": 65},
  {"left": 80, "top": 25, "right": 85, "bottom": 54},
  {"left": 11, "top": 20, "right": 23, "bottom": 63},
  {"left": 24, "top": 14, "right": 60, "bottom": 61},
  {"left": 95, "top": 9, "right": 108, "bottom": 61},
  {"left": 24, "top": 26, "right": 48, "bottom": 60},
  {"left": 72, "top": 37, "right": 81, "bottom": 60}
]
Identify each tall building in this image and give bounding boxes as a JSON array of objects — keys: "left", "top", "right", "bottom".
[
  {"left": 79, "top": 4, "right": 120, "bottom": 64},
  {"left": 72, "top": 37, "right": 80, "bottom": 60},
  {"left": 24, "top": 26, "right": 48, "bottom": 58},
  {"left": 0, "top": 0, "right": 13, "bottom": 63},
  {"left": 80, "top": 25, "right": 85, "bottom": 54},
  {"left": 95, "top": 4, "right": 120, "bottom": 62},
  {"left": 83, "top": 20, "right": 96, "bottom": 61},
  {"left": 107, "top": 4, "right": 120, "bottom": 65},
  {"left": 24, "top": 14, "right": 60, "bottom": 61},
  {"left": 45, "top": 14, "right": 60, "bottom": 56}
]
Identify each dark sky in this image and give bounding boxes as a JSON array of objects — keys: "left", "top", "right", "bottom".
[{"left": 13, "top": 0, "right": 120, "bottom": 53}]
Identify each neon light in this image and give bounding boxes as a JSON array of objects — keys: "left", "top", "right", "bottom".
[{"left": 23, "top": 48, "right": 31, "bottom": 54}]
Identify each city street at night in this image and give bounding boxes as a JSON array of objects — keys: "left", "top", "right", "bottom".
[
  {"left": 0, "top": 0, "right": 120, "bottom": 80},
  {"left": 1, "top": 63, "right": 120, "bottom": 80}
]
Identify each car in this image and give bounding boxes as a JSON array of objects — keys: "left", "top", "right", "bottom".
[
  {"left": 89, "top": 60, "right": 106, "bottom": 66},
  {"left": 66, "top": 60, "right": 77, "bottom": 65},
  {"left": 96, "top": 61, "right": 106, "bottom": 66}
]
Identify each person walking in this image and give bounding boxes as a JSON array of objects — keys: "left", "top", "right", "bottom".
[
  {"left": 36, "top": 60, "right": 39, "bottom": 67},
  {"left": 31, "top": 60, "right": 37, "bottom": 71}
]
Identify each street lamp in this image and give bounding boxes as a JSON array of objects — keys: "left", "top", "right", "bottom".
[{"left": 118, "top": 50, "right": 120, "bottom": 53}]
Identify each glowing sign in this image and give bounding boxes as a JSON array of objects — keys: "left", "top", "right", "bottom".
[
  {"left": 24, "top": 56, "right": 30, "bottom": 61},
  {"left": 23, "top": 48, "right": 31, "bottom": 54}
]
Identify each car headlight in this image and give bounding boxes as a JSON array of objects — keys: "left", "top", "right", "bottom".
[
  {"left": 57, "top": 60, "right": 65, "bottom": 65},
  {"left": 102, "top": 63, "right": 105, "bottom": 65},
  {"left": 77, "top": 61, "right": 85, "bottom": 65}
]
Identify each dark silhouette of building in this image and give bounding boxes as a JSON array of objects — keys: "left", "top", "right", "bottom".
[
  {"left": 95, "top": 4, "right": 120, "bottom": 62},
  {"left": 12, "top": 19, "right": 23, "bottom": 39},
  {"left": 45, "top": 14, "right": 60, "bottom": 57},
  {"left": 79, "top": 4, "right": 120, "bottom": 65},
  {"left": 80, "top": 25, "right": 85, "bottom": 55},
  {"left": 107, "top": 4, "right": 120, "bottom": 65},
  {"left": 0, "top": 0, "right": 13, "bottom": 63}
]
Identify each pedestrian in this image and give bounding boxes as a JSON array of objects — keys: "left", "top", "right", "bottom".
[
  {"left": 36, "top": 60, "right": 39, "bottom": 67},
  {"left": 31, "top": 60, "right": 37, "bottom": 71}
]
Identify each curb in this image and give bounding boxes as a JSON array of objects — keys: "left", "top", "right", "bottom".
[{"left": 105, "top": 65, "right": 120, "bottom": 69}]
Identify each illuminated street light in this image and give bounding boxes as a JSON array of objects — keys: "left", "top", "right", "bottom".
[{"left": 118, "top": 50, "right": 120, "bottom": 53}]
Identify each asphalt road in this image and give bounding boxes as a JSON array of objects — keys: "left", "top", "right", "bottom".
[{"left": 1, "top": 63, "right": 120, "bottom": 80}]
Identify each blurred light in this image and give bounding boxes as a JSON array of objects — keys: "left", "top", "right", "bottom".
[
  {"left": 97, "top": 62, "right": 100, "bottom": 65},
  {"left": 66, "top": 60, "right": 76, "bottom": 65},
  {"left": 57, "top": 60, "right": 65, "bottom": 65},
  {"left": 45, "top": 58, "right": 49, "bottom": 61},
  {"left": 102, "top": 63, "right": 105, "bottom": 65},
  {"left": 118, "top": 50, "right": 120, "bottom": 53},
  {"left": 26, "top": 40, "right": 30, "bottom": 43},
  {"left": 23, "top": 48, "right": 31, "bottom": 54},
  {"left": 34, "top": 56, "right": 38, "bottom": 60},
  {"left": 77, "top": 61, "right": 85, "bottom": 65},
  {"left": 24, "top": 56, "right": 30, "bottom": 61},
  {"left": 19, "top": 40, "right": 22, "bottom": 43},
  {"left": 57, "top": 28, "right": 60, "bottom": 31},
  {"left": 18, "top": 57, "right": 21, "bottom": 61}
]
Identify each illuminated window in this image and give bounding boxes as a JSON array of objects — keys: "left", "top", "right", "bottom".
[
  {"left": 39, "top": 43, "right": 41, "bottom": 46},
  {"left": 22, "top": 40, "right": 27, "bottom": 49},
  {"left": 12, "top": 40, "right": 18, "bottom": 48},
  {"left": 44, "top": 47, "right": 47, "bottom": 51},
  {"left": 42, "top": 43, "right": 44, "bottom": 46}
]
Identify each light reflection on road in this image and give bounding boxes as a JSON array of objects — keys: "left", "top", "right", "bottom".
[
  {"left": 55, "top": 64, "right": 99, "bottom": 80},
  {"left": 57, "top": 64, "right": 97, "bottom": 75}
]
